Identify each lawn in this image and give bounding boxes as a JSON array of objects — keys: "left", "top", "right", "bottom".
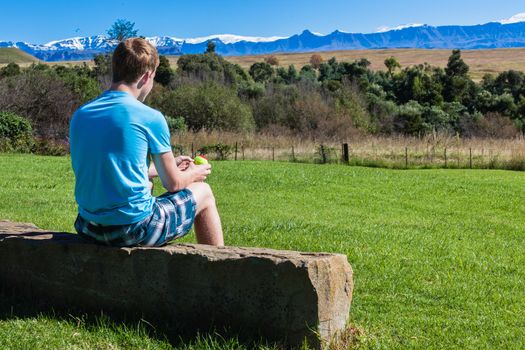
[{"left": 1, "top": 154, "right": 525, "bottom": 349}]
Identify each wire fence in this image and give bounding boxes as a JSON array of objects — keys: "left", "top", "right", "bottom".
[{"left": 172, "top": 140, "right": 525, "bottom": 171}]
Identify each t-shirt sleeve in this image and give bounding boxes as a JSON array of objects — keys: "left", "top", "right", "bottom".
[{"left": 147, "top": 112, "right": 172, "bottom": 154}]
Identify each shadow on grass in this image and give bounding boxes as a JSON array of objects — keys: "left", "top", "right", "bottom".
[{"left": 0, "top": 289, "right": 289, "bottom": 350}]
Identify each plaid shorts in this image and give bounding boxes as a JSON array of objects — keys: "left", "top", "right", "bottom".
[{"left": 74, "top": 189, "right": 197, "bottom": 247}]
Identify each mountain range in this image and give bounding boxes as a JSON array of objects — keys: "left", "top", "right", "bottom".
[{"left": 2, "top": 20, "right": 525, "bottom": 62}]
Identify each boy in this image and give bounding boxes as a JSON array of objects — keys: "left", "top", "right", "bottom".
[{"left": 70, "top": 38, "right": 224, "bottom": 247}]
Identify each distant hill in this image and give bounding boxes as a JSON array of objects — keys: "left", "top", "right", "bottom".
[
  {"left": 2, "top": 21, "right": 525, "bottom": 61},
  {"left": 0, "top": 48, "right": 38, "bottom": 64}
]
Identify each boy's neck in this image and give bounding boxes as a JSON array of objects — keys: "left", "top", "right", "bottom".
[{"left": 110, "top": 83, "right": 140, "bottom": 100}]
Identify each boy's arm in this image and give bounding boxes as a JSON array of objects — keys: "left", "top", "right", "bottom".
[
  {"left": 152, "top": 151, "right": 211, "bottom": 192},
  {"left": 148, "top": 155, "right": 193, "bottom": 179}
]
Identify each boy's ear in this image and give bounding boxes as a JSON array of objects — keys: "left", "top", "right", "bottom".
[{"left": 137, "top": 72, "right": 150, "bottom": 88}]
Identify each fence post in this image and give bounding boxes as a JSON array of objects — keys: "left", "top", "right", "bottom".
[
  {"left": 469, "top": 148, "right": 472, "bottom": 169},
  {"left": 444, "top": 148, "right": 447, "bottom": 168},
  {"left": 342, "top": 143, "right": 349, "bottom": 164},
  {"left": 242, "top": 145, "right": 245, "bottom": 160},
  {"left": 191, "top": 142, "right": 194, "bottom": 158},
  {"left": 291, "top": 146, "right": 295, "bottom": 162},
  {"left": 235, "top": 142, "right": 238, "bottom": 161},
  {"left": 320, "top": 144, "right": 327, "bottom": 164},
  {"left": 405, "top": 147, "right": 408, "bottom": 168},
  {"left": 272, "top": 146, "right": 275, "bottom": 161}
]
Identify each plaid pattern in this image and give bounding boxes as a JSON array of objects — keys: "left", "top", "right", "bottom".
[{"left": 75, "top": 189, "right": 197, "bottom": 247}]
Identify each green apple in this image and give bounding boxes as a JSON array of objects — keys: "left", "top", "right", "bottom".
[{"left": 194, "top": 155, "right": 209, "bottom": 165}]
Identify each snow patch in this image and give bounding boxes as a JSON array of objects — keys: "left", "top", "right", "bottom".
[
  {"left": 376, "top": 23, "right": 425, "bottom": 33},
  {"left": 499, "top": 12, "right": 525, "bottom": 24},
  {"left": 184, "top": 34, "right": 287, "bottom": 44}
]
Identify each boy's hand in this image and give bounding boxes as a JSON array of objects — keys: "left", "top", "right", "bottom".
[
  {"left": 187, "top": 162, "right": 212, "bottom": 182},
  {"left": 175, "top": 155, "right": 193, "bottom": 171}
]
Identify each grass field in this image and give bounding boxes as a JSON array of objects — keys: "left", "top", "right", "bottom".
[
  {"left": 3, "top": 47, "right": 525, "bottom": 81},
  {"left": 0, "top": 48, "right": 39, "bottom": 64},
  {"left": 169, "top": 48, "right": 525, "bottom": 81},
  {"left": 1, "top": 154, "right": 525, "bottom": 349}
]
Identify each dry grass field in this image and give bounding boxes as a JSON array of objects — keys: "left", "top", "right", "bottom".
[
  {"left": 165, "top": 48, "right": 525, "bottom": 81},
  {"left": 170, "top": 130, "right": 525, "bottom": 170},
  {"left": 2, "top": 47, "right": 525, "bottom": 80}
]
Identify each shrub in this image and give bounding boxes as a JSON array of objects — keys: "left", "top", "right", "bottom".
[
  {"left": 0, "top": 71, "right": 78, "bottom": 139},
  {"left": 165, "top": 115, "right": 187, "bottom": 133},
  {"left": 148, "top": 82, "right": 255, "bottom": 132},
  {"left": 198, "top": 143, "right": 233, "bottom": 160},
  {"left": 0, "top": 111, "right": 33, "bottom": 152},
  {"left": 176, "top": 53, "right": 249, "bottom": 87}
]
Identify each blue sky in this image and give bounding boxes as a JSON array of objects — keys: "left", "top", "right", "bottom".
[{"left": 1, "top": 0, "right": 524, "bottom": 43}]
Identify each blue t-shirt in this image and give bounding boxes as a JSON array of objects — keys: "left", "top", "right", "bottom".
[{"left": 70, "top": 90, "right": 172, "bottom": 225}]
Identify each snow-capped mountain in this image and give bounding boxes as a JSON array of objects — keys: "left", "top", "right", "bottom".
[{"left": 3, "top": 18, "right": 525, "bottom": 62}]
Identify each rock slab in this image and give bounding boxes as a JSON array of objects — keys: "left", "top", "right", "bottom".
[{"left": 0, "top": 220, "right": 353, "bottom": 348}]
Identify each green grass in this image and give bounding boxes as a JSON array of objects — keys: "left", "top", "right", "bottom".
[
  {"left": 1, "top": 154, "right": 525, "bottom": 349},
  {"left": 0, "top": 48, "right": 39, "bottom": 64}
]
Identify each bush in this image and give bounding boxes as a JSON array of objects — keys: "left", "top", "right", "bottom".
[
  {"left": 0, "top": 111, "right": 33, "bottom": 152},
  {"left": 176, "top": 53, "right": 249, "bottom": 87},
  {"left": 165, "top": 115, "right": 187, "bottom": 134},
  {"left": 198, "top": 143, "right": 233, "bottom": 160},
  {"left": 148, "top": 82, "right": 255, "bottom": 132},
  {"left": 32, "top": 137, "right": 69, "bottom": 156},
  {"left": 0, "top": 71, "right": 79, "bottom": 139}
]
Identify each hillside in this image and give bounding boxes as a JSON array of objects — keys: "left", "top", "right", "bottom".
[{"left": 0, "top": 48, "right": 38, "bottom": 64}]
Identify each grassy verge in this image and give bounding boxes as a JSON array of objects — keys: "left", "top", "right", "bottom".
[{"left": 1, "top": 154, "right": 525, "bottom": 349}]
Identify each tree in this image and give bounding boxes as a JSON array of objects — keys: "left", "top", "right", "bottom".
[
  {"left": 148, "top": 82, "right": 255, "bottom": 132},
  {"left": 0, "top": 62, "right": 21, "bottom": 78},
  {"left": 309, "top": 54, "right": 324, "bottom": 69},
  {"left": 206, "top": 40, "right": 216, "bottom": 54},
  {"left": 107, "top": 19, "right": 139, "bottom": 43},
  {"left": 445, "top": 49, "right": 469, "bottom": 77},
  {"left": 264, "top": 55, "right": 279, "bottom": 66},
  {"left": 249, "top": 62, "right": 274, "bottom": 83},
  {"left": 384, "top": 56, "right": 401, "bottom": 75},
  {"left": 155, "top": 55, "right": 174, "bottom": 86}
]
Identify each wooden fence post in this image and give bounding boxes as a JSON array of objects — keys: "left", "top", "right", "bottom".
[
  {"left": 291, "top": 146, "right": 295, "bottom": 162},
  {"left": 469, "top": 148, "right": 472, "bottom": 169},
  {"left": 444, "top": 148, "right": 447, "bottom": 168},
  {"left": 235, "top": 142, "right": 238, "bottom": 161},
  {"left": 405, "top": 147, "right": 408, "bottom": 168},
  {"left": 342, "top": 143, "right": 349, "bottom": 164},
  {"left": 272, "top": 147, "right": 275, "bottom": 161},
  {"left": 320, "top": 144, "right": 327, "bottom": 164}
]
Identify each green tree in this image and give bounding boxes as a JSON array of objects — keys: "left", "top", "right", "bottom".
[
  {"left": 107, "top": 19, "right": 139, "bottom": 43},
  {"left": 0, "top": 111, "right": 33, "bottom": 152},
  {"left": 249, "top": 62, "right": 274, "bottom": 83},
  {"left": 148, "top": 82, "right": 254, "bottom": 132},
  {"left": 445, "top": 49, "right": 469, "bottom": 77},
  {"left": 206, "top": 40, "right": 216, "bottom": 54},
  {"left": 155, "top": 55, "right": 174, "bottom": 86},
  {"left": 177, "top": 53, "right": 249, "bottom": 87},
  {"left": 384, "top": 56, "right": 401, "bottom": 75},
  {"left": 0, "top": 62, "right": 21, "bottom": 78}
]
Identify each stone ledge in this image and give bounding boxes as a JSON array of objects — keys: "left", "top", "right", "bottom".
[{"left": 0, "top": 220, "right": 353, "bottom": 349}]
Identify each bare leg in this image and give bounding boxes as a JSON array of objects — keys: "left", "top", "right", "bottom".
[{"left": 186, "top": 182, "right": 224, "bottom": 246}]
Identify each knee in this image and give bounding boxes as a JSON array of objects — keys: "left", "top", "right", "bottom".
[
  {"left": 201, "top": 182, "right": 216, "bottom": 206},
  {"left": 189, "top": 182, "right": 216, "bottom": 209}
]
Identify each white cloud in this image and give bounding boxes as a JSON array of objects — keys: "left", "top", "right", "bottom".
[
  {"left": 376, "top": 23, "right": 424, "bottom": 33},
  {"left": 499, "top": 12, "right": 525, "bottom": 24}
]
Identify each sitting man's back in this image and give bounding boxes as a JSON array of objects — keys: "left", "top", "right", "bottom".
[{"left": 70, "top": 38, "right": 224, "bottom": 247}]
